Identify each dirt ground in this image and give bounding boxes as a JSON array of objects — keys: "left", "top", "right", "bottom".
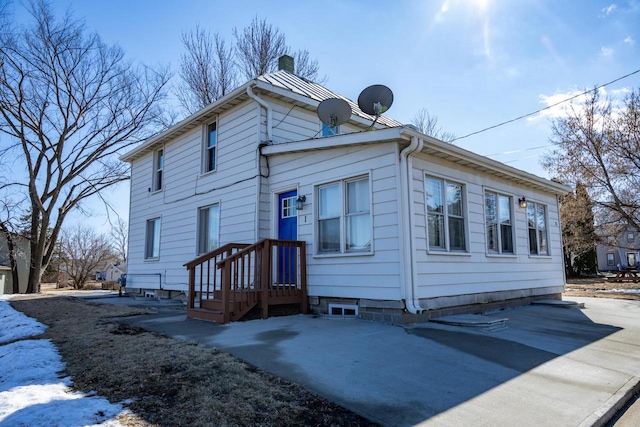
[
  {"left": 564, "top": 276, "right": 640, "bottom": 300},
  {"left": 9, "top": 292, "right": 377, "bottom": 427},
  {"left": 8, "top": 279, "right": 638, "bottom": 426}
]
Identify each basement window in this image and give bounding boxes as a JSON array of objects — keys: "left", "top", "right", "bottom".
[{"left": 328, "top": 303, "right": 358, "bottom": 317}]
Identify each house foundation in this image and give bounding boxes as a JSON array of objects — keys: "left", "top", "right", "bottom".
[{"left": 311, "top": 286, "right": 564, "bottom": 325}]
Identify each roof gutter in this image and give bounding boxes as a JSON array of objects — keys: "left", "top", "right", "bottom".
[{"left": 399, "top": 135, "right": 424, "bottom": 314}]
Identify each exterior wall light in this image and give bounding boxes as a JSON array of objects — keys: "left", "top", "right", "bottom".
[
  {"left": 296, "top": 195, "right": 306, "bottom": 211},
  {"left": 519, "top": 197, "right": 527, "bottom": 209}
]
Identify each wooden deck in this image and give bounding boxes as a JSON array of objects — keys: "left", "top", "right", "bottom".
[{"left": 184, "top": 239, "right": 308, "bottom": 323}]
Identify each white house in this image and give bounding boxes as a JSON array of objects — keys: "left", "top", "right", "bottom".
[{"left": 121, "top": 61, "right": 569, "bottom": 324}]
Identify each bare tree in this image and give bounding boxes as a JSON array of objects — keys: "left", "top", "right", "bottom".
[
  {"left": 177, "top": 18, "right": 324, "bottom": 114},
  {"left": 411, "top": 108, "right": 456, "bottom": 142},
  {"left": 292, "top": 49, "right": 326, "bottom": 83},
  {"left": 544, "top": 87, "right": 640, "bottom": 234},
  {"left": 233, "top": 17, "right": 287, "bottom": 80},
  {"left": 0, "top": 0, "right": 170, "bottom": 293},
  {"left": 59, "top": 224, "right": 115, "bottom": 289},
  {"left": 559, "top": 182, "right": 597, "bottom": 276},
  {"left": 110, "top": 218, "right": 128, "bottom": 263},
  {"left": 175, "top": 26, "right": 237, "bottom": 114}
]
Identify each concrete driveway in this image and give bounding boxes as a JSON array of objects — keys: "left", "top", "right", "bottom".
[{"left": 111, "top": 297, "right": 640, "bottom": 426}]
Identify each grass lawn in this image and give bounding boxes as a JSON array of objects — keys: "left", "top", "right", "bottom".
[{"left": 9, "top": 293, "right": 377, "bottom": 426}]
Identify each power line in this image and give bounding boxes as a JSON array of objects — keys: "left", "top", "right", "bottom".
[{"left": 452, "top": 68, "right": 640, "bottom": 142}]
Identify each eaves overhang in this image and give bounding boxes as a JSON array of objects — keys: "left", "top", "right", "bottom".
[
  {"left": 119, "top": 82, "right": 255, "bottom": 163},
  {"left": 263, "top": 126, "right": 570, "bottom": 196}
]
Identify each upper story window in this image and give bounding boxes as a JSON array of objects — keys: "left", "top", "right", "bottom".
[
  {"left": 485, "top": 191, "right": 514, "bottom": 254},
  {"left": 321, "top": 123, "right": 339, "bottom": 137},
  {"left": 628, "top": 232, "right": 634, "bottom": 243},
  {"left": 197, "top": 204, "right": 220, "bottom": 255},
  {"left": 426, "top": 176, "right": 467, "bottom": 252},
  {"left": 317, "top": 176, "right": 371, "bottom": 254},
  {"left": 145, "top": 218, "right": 161, "bottom": 260},
  {"left": 527, "top": 202, "right": 548, "bottom": 255},
  {"left": 203, "top": 122, "right": 217, "bottom": 173},
  {"left": 152, "top": 149, "right": 163, "bottom": 192},
  {"left": 607, "top": 253, "right": 615, "bottom": 266}
]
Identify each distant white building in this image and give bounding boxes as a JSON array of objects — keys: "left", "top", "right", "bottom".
[{"left": 120, "top": 59, "right": 569, "bottom": 323}]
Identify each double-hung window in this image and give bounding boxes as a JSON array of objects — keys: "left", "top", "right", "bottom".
[
  {"left": 203, "top": 122, "right": 217, "bottom": 173},
  {"left": 318, "top": 176, "right": 371, "bottom": 254},
  {"left": 145, "top": 218, "right": 161, "bottom": 259},
  {"left": 426, "top": 176, "right": 466, "bottom": 252},
  {"left": 198, "top": 204, "right": 220, "bottom": 255},
  {"left": 484, "top": 191, "right": 514, "bottom": 254},
  {"left": 153, "top": 149, "right": 163, "bottom": 192},
  {"left": 527, "top": 202, "right": 548, "bottom": 255}
]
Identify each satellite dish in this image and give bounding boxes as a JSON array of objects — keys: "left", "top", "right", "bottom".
[
  {"left": 317, "top": 98, "right": 352, "bottom": 127},
  {"left": 358, "top": 84, "right": 394, "bottom": 116}
]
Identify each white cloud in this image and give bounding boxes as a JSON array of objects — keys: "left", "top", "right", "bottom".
[
  {"left": 528, "top": 87, "right": 630, "bottom": 122},
  {"left": 624, "top": 35, "right": 635, "bottom": 44},
  {"left": 600, "top": 46, "right": 614, "bottom": 57},
  {"left": 601, "top": 4, "right": 617, "bottom": 16}
]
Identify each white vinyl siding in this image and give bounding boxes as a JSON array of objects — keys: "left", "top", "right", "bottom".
[
  {"left": 426, "top": 176, "right": 466, "bottom": 252},
  {"left": 145, "top": 218, "right": 160, "bottom": 260},
  {"left": 527, "top": 202, "right": 549, "bottom": 255},
  {"left": 317, "top": 176, "right": 371, "bottom": 254},
  {"left": 197, "top": 204, "right": 220, "bottom": 255},
  {"left": 485, "top": 191, "right": 514, "bottom": 254}
]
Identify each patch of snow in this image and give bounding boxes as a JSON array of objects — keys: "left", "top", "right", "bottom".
[
  {"left": 0, "top": 300, "right": 130, "bottom": 426},
  {"left": 0, "top": 299, "right": 47, "bottom": 343},
  {"left": 603, "top": 289, "right": 640, "bottom": 294}
]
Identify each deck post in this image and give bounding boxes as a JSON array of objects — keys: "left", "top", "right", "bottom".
[
  {"left": 187, "top": 267, "right": 196, "bottom": 310},
  {"left": 261, "top": 241, "right": 270, "bottom": 319},
  {"left": 221, "top": 259, "right": 231, "bottom": 324},
  {"left": 299, "top": 242, "right": 308, "bottom": 314}
]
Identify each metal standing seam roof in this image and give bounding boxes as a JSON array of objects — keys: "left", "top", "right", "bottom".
[
  {"left": 257, "top": 71, "right": 403, "bottom": 128},
  {"left": 120, "top": 70, "right": 403, "bottom": 162}
]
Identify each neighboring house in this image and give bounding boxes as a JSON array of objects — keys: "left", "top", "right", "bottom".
[
  {"left": 95, "top": 262, "right": 127, "bottom": 282},
  {"left": 120, "top": 60, "right": 569, "bottom": 323},
  {"left": 0, "top": 232, "right": 30, "bottom": 294},
  {"left": 596, "top": 227, "right": 640, "bottom": 272}
]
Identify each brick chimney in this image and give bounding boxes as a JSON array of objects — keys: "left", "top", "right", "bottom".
[{"left": 278, "top": 55, "right": 294, "bottom": 73}]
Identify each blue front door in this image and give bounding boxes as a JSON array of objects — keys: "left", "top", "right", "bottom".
[{"left": 278, "top": 191, "right": 297, "bottom": 283}]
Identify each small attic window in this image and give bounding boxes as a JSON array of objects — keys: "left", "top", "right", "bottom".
[{"left": 322, "top": 123, "right": 339, "bottom": 137}]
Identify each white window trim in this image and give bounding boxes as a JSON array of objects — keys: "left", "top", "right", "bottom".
[
  {"left": 201, "top": 120, "right": 218, "bottom": 175},
  {"left": 314, "top": 174, "right": 373, "bottom": 256},
  {"left": 483, "top": 188, "right": 516, "bottom": 256},
  {"left": 144, "top": 217, "right": 161, "bottom": 261},
  {"left": 196, "top": 203, "right": 221, "bottom": 256},
  {"left": 425, "top": 174, "right": 469, "bottom": 254},
  {"left": 526, "top": 201, "right": 550, "bottom": 257},
  {"left": 151, "top": 148, "right": 164, "bottom": 193}
]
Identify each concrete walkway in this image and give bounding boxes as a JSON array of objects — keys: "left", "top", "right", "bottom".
[{"left": 93, "top": 295, "right": 640, "bottom": 426}]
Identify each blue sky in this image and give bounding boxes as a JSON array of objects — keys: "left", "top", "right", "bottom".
[{"left": 13, "top": 0, "right": 640, "bottom": 232}]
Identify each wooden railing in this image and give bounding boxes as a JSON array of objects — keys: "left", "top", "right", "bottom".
[
  {"left": 185, "top": 239, "right": 307, "bottom": 323},
  {"left": 185, "top": 243, "right": 250, "bottom": 312}
]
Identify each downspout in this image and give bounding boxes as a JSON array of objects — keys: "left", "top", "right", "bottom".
[
  {"left": 247, "top": 85, "right": 273, "bottom": 242},
  {"left": 399, "top": 136, "right": 424, "bottom": 313}
]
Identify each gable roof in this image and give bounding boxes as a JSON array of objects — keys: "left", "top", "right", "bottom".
[{"left": 120, "top": 70, "right": 401, "bottom": 162}]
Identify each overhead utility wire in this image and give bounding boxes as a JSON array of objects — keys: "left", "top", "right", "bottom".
[{"left": 451, "top": 68, "right": 640, "bottom": 142}]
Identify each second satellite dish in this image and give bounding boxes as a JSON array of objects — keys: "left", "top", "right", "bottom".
[
  {"left": 358, "top": 84, "right": 394, "bottom": 116},
  {"left": 317, "top": 98, "right": 352, "bottom": 127}
]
